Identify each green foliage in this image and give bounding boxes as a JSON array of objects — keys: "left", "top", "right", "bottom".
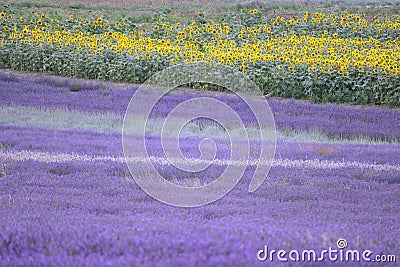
[{"left": 0, "top": 3, "right": 399, "bottom": 107}]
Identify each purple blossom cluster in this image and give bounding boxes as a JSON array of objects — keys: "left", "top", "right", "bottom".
[{"left": 1, "top": 158, "right": 399, "bottom": 266}]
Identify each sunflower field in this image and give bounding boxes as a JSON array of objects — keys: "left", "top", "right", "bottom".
[{"left": 0, "top": 8, "right": 399, "bottom": 106}]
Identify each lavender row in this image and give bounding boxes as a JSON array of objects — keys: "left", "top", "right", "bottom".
[
  {"left": 1, "top": 160, "right": 399, "bottom": 266},
  {"left": 0, "top": 76, "right": 399, "bottom": 140},
  {"left": 1, "top": 125, "right": 400, "bottom": 166}
]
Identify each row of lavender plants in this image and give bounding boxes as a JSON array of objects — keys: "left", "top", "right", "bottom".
[{"left": 0, "top": 72, "right": 399, "bottom": 142}]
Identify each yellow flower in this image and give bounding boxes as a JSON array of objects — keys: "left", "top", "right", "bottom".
[
  {"left": 70, "top": 15, "right": 74, "bottom": 20},
  {"left": 96, "top": 17, "right": 102, "bottom": 24}
]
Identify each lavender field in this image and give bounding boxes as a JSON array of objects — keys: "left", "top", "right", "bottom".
[{"left": 0, "top": 71, "right": 399, "bottom": 266}]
